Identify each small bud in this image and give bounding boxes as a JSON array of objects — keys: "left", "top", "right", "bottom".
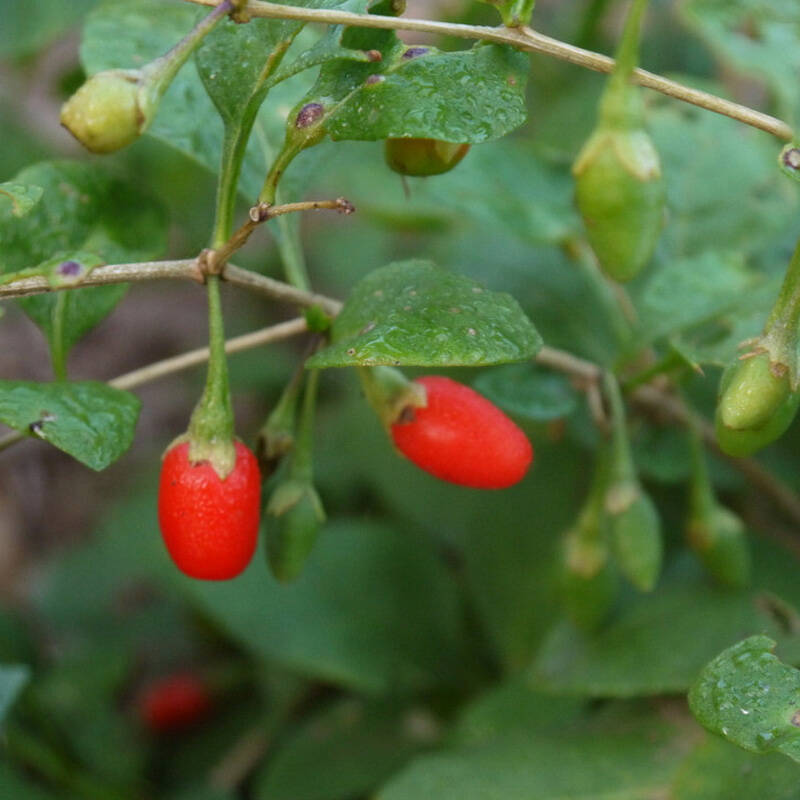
[
  {"left": 718, "top": 353, "right": 791, "bottom": 432},
  {"left": 295, "top": 102, "right": 324, "bottom": 129},
  {"left": 402, "top": 47, "right": 429, "bottom": 59},
  {"left": 780, "top": 144, "right": 800, "bottom": 183},
  {"left": 264, "top": 480, "right": 325, "bottom": 582},
  {"left": 715, "top": 351, "right": 800, "bottom": 457},
  {"left": 573, "top": 126, "right": 664, "bottom": 282},
  {"left": 60, "top": 69, "right": 155, "bottom": 154},
  {"left": 385, "top": 138, "right": 470, "bottom": 177},
  {"left": 688, "top": 506, "right": 751, "bottom": 589},
  {"left": 715, "top": 391, "right": 800, "bottom": 457},
  {"left": 561, "top": 523, "right": 617, "bottom": 632},
  {"left": 605, "top": 481, "right": 662, "bottom": 592}
]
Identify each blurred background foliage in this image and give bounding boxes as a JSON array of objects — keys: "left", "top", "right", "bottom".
[{"left": 2, "top": 0, "right": 800, "bottom": 798}]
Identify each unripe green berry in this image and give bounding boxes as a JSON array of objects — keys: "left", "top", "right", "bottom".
[
  {"left": 60, "top": 70, "right": 154, "bottom": 154},
  {"left": 605, "top": 481, "right": 662, "bottom": 592},
  {"left": 687, "top": 506, "right": 750, "bottom": 589},
  {"left": 717, "top": 353, "right": 791, "bottom": 432},
  {"left": 264, "top": 480, "right": 325, "bottom": 583},
  {"left": 573, "top": 127, "right": 664, "bottom": 282},
  {"left": 561, "top": 529, "right": 617, "bottom": 632},
  {"left": 385, "top": 138, "right": 470, "bottom": 177}
]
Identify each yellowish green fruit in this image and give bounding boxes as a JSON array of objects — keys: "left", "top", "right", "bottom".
[
  {"left": 60, "top": 70, "right": 154, "bottom": 154},
  {"left": 385, "top": 138, "right": 470, "bottom": 177}
]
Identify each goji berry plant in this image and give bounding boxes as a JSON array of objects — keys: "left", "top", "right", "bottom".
[{"left": 3, "top": 0, "right": 800, "bottom": 797}]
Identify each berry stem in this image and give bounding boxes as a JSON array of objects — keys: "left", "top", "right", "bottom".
[
  {"left": 292, "top": 368, "right": 319, "bottom": 481},
  {"left": 604, "top": 371, "right": 636, "bottom": 484},
  {"left": 187, "top": 274, "right": 236, "bottom": 476},
  {"left": 144, "top": 0, "right": 233, "bottom": 96}
]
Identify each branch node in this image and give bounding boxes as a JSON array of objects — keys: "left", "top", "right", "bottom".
[
  {"left": 198, "top": 248, "right": 224, "bottom": 279},
  {"left": 249, "top": 202, "right": 272, "bottom": 222},
  {"left": 336, "top": 196, "right": 356, "bottom": 214}
]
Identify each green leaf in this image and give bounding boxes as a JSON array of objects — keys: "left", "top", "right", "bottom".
[
  {"left": 378, "top": 706, "right": 688, "bottom": 800},
  {"left": 532, "top": 570, "right": 800, "bottom": 697},
  {"left": 0, "top": 182, "right": 43, "bottom": 217},
  {"left": 183, "top": 519, "right": 466, "bottom": 694},
  {"left": 671, "top": 735, "right": 800, "bottom": 800},
  {"left": 0, "top": 762, "right": 58, "bottom": 800},
  {"left": 689, "top": 635, "right": 800, "bottom": 761},
  {"left": 472, "top": 363, "right": 579, "bottom": 422},
  {"left": 475, "top": 0, "right": 535, "bottom": 27},
  {"left": 679, "top": 1, "right": 800, "bottom": 124},
  {"left": 0, "top": 665, "right": 29, "bottom": 726},
  {"left": 254, "top": 698, "right": 438, "bottom": 800},
  {"left": 195, "top": 15, "right": 299, "bottom": 125},
  {"left": 0, "top": 381, "right": 141, "bottom": 470},
  {"left": 450, "top": 679, "right": 584, "bottom": 747},
  {"left": 309, "top": 42, "right": 529, "bottom": 143},
  {"left": 633, "top": 251, "right": 764, "bottom": 347},
  {"left": 1, "top": 160, "right": 166, "bottom": 363},
  {"left": 1, "top": 160, "right": 166, "bottom": 273},
  {"left": 651, "top": 100, "right": 797, "bottom": 258},
  {"left": 307, "top": 260, "right": 541, "bottom": 368}
]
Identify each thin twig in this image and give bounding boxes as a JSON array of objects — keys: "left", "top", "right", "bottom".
[
  {"left": 207, "top": 197, "right": 355, "bottom": 273},
  {"left": 2, "top": 255, "right": 799, "bottom": 527},
  {"left": 0, "top": 260, "right": 203, "bottom": 299},
  {"left": 0, "top": 319, "right": 308, "bottom": 455},
  {"left": 222, "top": 264, "right": 343, "bottom": 315},
  {"left": 632, "top": 385, "right": 800, "bottom": 526},
  {"left": 0, "top": 258, "right": 343, "bottom": 316},
  {"left": 184, "top": 0, "right": 793, "bottom": 140}
]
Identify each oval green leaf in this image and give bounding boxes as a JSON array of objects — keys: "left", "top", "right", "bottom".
[
  {"left": 689, "top": 635, "right": 800, "bottom": 762},
  {"left": 0, "top": 380, "right": 141, "bottom": 471},
  {"left": 307, "top": 260, "right": 542, "bottom": 368}
]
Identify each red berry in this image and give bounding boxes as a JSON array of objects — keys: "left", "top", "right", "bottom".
[
  {"left": 138, "top": 672, "right": 211, "bottom": 733},
  {"left": 390, "top": 375, "right": 533, "bottom": 489},
  {"left": 158, "top": 440, "right": 261, "bottom": 580}
]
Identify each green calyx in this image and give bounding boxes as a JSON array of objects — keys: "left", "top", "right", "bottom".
[
  {"left": 60, "top": 1, "right": 230, "bottom": 154},
  {"left": 187, "top": 276, "right": 236, "bottom": 479},
  {"left": 358, "top": 366, "right": 426, "bottom": 430}
]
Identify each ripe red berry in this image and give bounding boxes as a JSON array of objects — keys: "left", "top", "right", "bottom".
[
  {"left": 158, "top": 440, "right": 261, "bottom": 580},
  {"left": 390, "top": 375, "right": 533, "bottom": 489},
  {"left": 138, "top": 672, "right": 212, "bottom": 733}
]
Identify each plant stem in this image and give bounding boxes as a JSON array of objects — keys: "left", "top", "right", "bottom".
[
  {"left": 292, "top": 367, "right": 319, "bottom": 480},
  {"left": 187, "top": 274, "right": 235, "bottom": 452},
  {"left": 50, "top": 292, "right": 68, "bottom": 380},
  {"left": 145, "top": 0, "right": 232, "bottom": 100},
  {"left": 183, "top": 0, "right": 792, "bottom": 140}
]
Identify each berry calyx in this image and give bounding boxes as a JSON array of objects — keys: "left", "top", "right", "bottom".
[
  {"left": 385, "top": 138, "right": 470, "bottom": 177},
  {"left": 390, "top": 375, "right": 532, "bottom": 489},
  {"left": 158, "top": 440, "right": 261, "bottom": 580},
  {"left": 138, "top": 672, "right": 212, "bottom": 733}
]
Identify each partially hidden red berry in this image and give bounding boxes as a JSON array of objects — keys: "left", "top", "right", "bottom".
[
  {"left": 390, "top": 375, "right": 533, "bottom": 489},
  {"left": 138, "top": 672, "right": 212, "bottom": 733},
  {"left": 158, "top": 440, "right": 261, "bottom": 580}
]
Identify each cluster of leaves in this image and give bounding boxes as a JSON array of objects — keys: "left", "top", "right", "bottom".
[{"left": 3, "top": 0, "right": 800, "bottom": 798}]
